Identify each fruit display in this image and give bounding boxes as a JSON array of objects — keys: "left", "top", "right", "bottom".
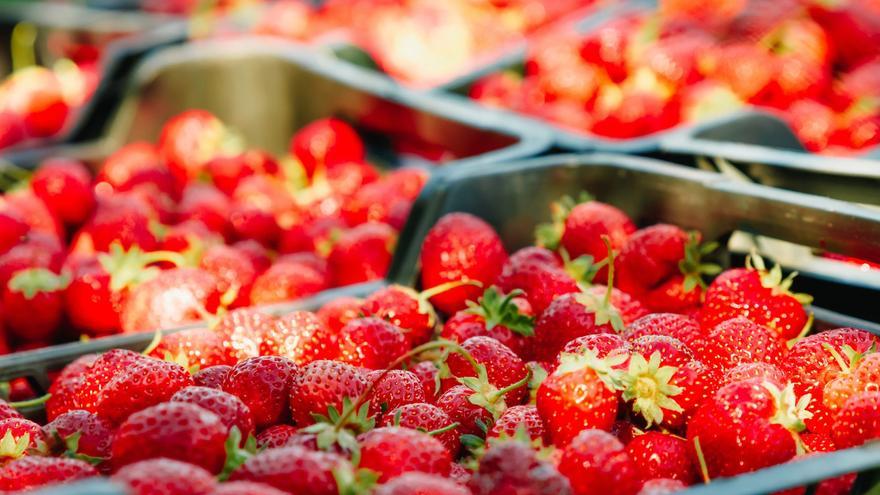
[
  {"left": 0, "top": 109, "right": 432, "bottom": 354},
  {"left": 0, "top": 175, "right": 877, "bottom": 494},
  {"left": 468, "top": 0, "right": 880, "bottom": 154}
]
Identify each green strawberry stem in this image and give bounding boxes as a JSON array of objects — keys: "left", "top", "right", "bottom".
[
  {"left": 692, "top": 436, "right": 711, "bottom": 484},
  {"left": 426, "top": 422, "right": 460, "bottom": 436},
  {"left": 140, "top": 328, "right": 164, "bottom": 356},
  {"left": 9, "top": 394, "right": 50, "bottom": 409},
  {"left": 11, "top": 22, "right": 36, "bottom": 73},
  {"left": 420, "top": 280, "right": 483, "bottom": 302},
  {"left": 487, "top": 372, "right": 531, "bottom": 404},
  {"left": 601, "top": 236, "right": 615, "bottom": 309}
]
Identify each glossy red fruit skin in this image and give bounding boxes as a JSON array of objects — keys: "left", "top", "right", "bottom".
[
  {"left": 150, "top": 326, "right": 227, "bottom": 369},
  {"left": 0, "top": 456, "right": 97, "bottom": 492},
  {"left": 436, "top": 385, "right": 493, "bottom": 437},
  {"left": 0, "top": 417, "right": 46, "bottom": 457},
  {"left": 30, "top": 158, "right": 95, "bottom": 227},
  {"left": 558, "top": 429, "right": 640, "bottom": 495},
  {"left": 95, "top": 356, "right": 194, "bottom": 425},
  {"left": 420, "top": 213, "right": 508, "bottom": 315},
  {"left": 112, "top": 458, "right": 217, "bottom": 495},
  {"left": 222, "top": 356, "right": 298, "bottom": 429},
  {"left": 615, "top": 224, "right": 688, "bottom": 296},
  {"left": 361, "top": 285, "right": 434, "bottom": 347},
  {"left": 488, "top": 404, "right": 546, "bottom": 444},
  {"left": 637, "top": 479, "right": 687, "bottom": 495},
  {"left": 560, "top": 202, "right": 635, "bottom": 267},
  {"left": 255, "top": 425, "right": 298, "bottom": 450},
  {"left": 832, "top": 391, "right": 880, "bottom": 449},
  {"left": 112, "top": 402, "right": 227, "bottom": 473},
  {"left": 289, "top": 360, "right": 368, "bottom": 426},
  {"left": 200, "top": 244, "right": 258, "bottom": 309},
  {"left": 0, "top": 210, "right": 29, "bottom": 254},
  {"left": 410, "top": 361, "right": 440, "bottom": 403},
  {"left": 338, "top": 317, "right": 409, "bottom": 370},
  {"left": 85, "top": 194, "right": 158, "bottom": 252},
  {"left": 358, "top": 427, "right": 452, "bottom": 482},
  {"left": 261, "top": 310, "right": 337, "bottom": 364},
  {"left": 249, "top": 260, "right": 329, "bottom": 306},
  {"left": 316, "top": 296, "right": 363, "bottom": 334},
  {"left": 694, "top": 317, "right": 787, "bottom": 374},
  {"left": 213, "top": 309, "right": 276, "bottom": 365},
  {"left": 64, "top": 260, "right": 124, "bottom": 337},
  {"left": 377, "top": 472, "right": 471, "bottom": 495},
  {"left": 193, "top": 365, "right": 232, "bottom": 389},
  {"left": 45, "top": 353, "right": 99, "bottom": 421},
  {"left": 3, "top": 276, "right": 65, "bottom": 342},
  {"left": 171, "top": 386, "right": 255, "bottom": 439},
  {"left": 441, "top": 312, "right": 526, "bottom": 358},
  {"left": 42, "top": 410, "right": 113, "bottom": 461},
  {"left": 469, "top": 441, "right": 573, "bottom": 495},
  {"left": 444, "top": 336, "right": 528, "bottom": 404},
  {"left": 722, "top": 362, "right": 789, "bottom": 387},
  {"left": 329, "top": 222, "right": 396, "bottom": 287},
  {"left": 537, "top": 366, "right": 619, "bottom": 447},
  {"left": 626, "top": 432, "right": 696, "bottom": 484},
  {"left": 0, "top": 399, "right": 23, "bottom": 421},
  {"left": 383, "top": 403, "right": 460, "bottom": 456},
  {"left": 367, "top": 370, "right": 426, "bottom": 420},
  {"left": 289, "top": 118, "right": 366, "bottom": 179},
  {"left": 209, "top": 481, "right": 289, "bottom": 495},
  {"left": 623, "top": 313, "right": 702, "bottom": 349},
  {"left": 230, "top": 446, "right": 346, "bottom": 495},
  {"left": 120, "top": 268, "right": 222, "bottom": 334},
  {"left": 531, "top": 293, "right": 619, "bottom": 363},
  {"left": 158, "top": 110, "right": 227, "bottom": 187},
  {"left": 496, "top": 260, "right": 579, "bottom": 316},
  {"left": 559, "top": 333, "right": 631, "bottom": 363}
]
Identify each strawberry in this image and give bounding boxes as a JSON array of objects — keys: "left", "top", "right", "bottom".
[
  {"left": 469, "top": 440, "right": 573, "bottom": 495},
  {"left": 233, "top": 175, "right": 297, "bottom": 225},
  {"left": 289, "top": 360, "right": 368, "bottom": 426},
  {"left": 358, "top": 426, "right": 451, "bottom": 482},
  {"left": 5, "top": 67, "right": 69, "bottom": 138},
  {"left": 0, "top": 399, "right": 22, "bottom": 421},
  {"left": 623, "top": 313, "right": 702, "bottom": 349},
  {"left": 325, "top": 160, "right": 381, "bottom": 198},
  {"left": 0, "top": 456, "right": 97, "bottom": 492},
  {"left": 559, "top": 333, "right": 632, "bottom": 363},
  {"left": 0, "top": 233, "right": 64, "bottom": 290},
  {"left": 84, "top": 193, "right": 159, "bottom": 252},
  {"left": 206, "top": 150, "right": 279, "bottom": 196},
  {"left": 199, "top": 244, "right": 259, "bottom": 309},
  {"left": 537, "top": 350, "right": 625, "bottom": 446},
  {"left": 0, "top": 209, "right": 28, "bottom": 254},
  {"left": 0, "top": 418, "right": 46, "bottom": 460},
  {"left": 222, "top": 356, "right": 298, "bottom": 429},
  {"left": 209, "top": 481, "right": 288, "bottom": 495},
  {"left": 495, "top": 248, "right": 580, "bottom": 315},
  {"left": 558, "top": 429, "right": 640, "bottom": 495},
  {"left": 95, "top": 355, "right": 194, "bottom": 424},
  {"left": 42, "top": 410, "right": 113, "bottom": 462},
  {"left": 178, "top": 183, "right": 232, "bottom": 236},
  {"left": 112, "top": 458, "right": 217, "bottom": 495},
  {"left": 214, "top": 308, "right": 276, "bottom": 364},
  {"left": 436, "top": 385, "right": 494, "bottom": 437},
  {"left": 383, "top": 403, "right": 460, "bottom": 456},
  {"left": 3, "top": 267, "right": 69, "bottom": 341},
  {"left": 420, "top": 213, "right": 508, "bottom": 315},
  {"left": 328, "top": 222, "right": 396, "bottom": 286},
  {"left": 625, "top": 432, "right": 696, "bottom": 483},
  {"left": 579, "top": 16, "right": 642, "bottom": 83},
  {"left": 443, "top": 336, "right": 528, "bottom": 405},
  {"left": 487, "top": 404, "right": 546, "bottom": 444},
  {"left": 171, "top": 386, "right": 255, "bottom": 440},
  {"left": 378, "top": 472, "right": 471, "bottom": 495},
  {"left": 818, "top": 351, "right": 880, "bottom": 420},
  {"left": 5, "top": 190, "right": 63, "bottom": 240},
  {"left": 149, "top": 327, "right": 227, "bottom": 370},
  {"left": 338, "top": 317, "right": 409, "bottom": 369},
  {"left": 229, "top": 203, "right": 280, "bottom": 247},
  {"left": 470, "top": 71, "right": 523, "bottom": 108},
  {"left": 341, "top": 172, "right": 424, "bottom": 230},
  {"left": 289, "top": 118, "right": 365, "bottom": 179},
  {"left": 120, "top": 267, "right": 221, "bottom": 333},
  {"left": 723, "top": 362, "right": 789, "bottom": 387},
  {"left": 694, "top": 317, "right": 787, "bottom": 374},
  {"left": 112, "top": 401, "right": 227, "bottom": 473},
  {"left": 44, "top": 354, "right": 99, "bottom": 420},
  {"left": 194, "top": 365, "right": 233, "bottom": 389},
  {"left": 30, "top": 158, "right": 95, "bottom": 227},
  {"left": 158, "top": 110, "right": 234, "bottom": 187},
  {"left": 255, "top": 425, "right": 298, "bottom": 450},
  {"left": 410, "top": 361, "right": 440, "bottom": 403},
  {"left": 317, "top": 296, "right": 363, "bottom": 334},
  {"left": 250, "top": 259, "right": 329, "bottom": 306},
  {"left": 832, "top": 391, "right": 880, "bottom": 449},
  {"left": 532, "top": 289, "right": 626, "bottom": 363},
  {"left": 441, "top": 287, "right": 534, "bottom": 357},
  {"left": 279, "top": 216, "right": 346, "bottom": 256},
  {"left": 261, "top": 310, "right": 338, "bottom": 364},
  {"left": 229, "top": 446, "right": 348, "bottom": 495},
  {"left": 367, "top": 369, "right": 426, "bottom": 420},
  {"left": 686, "top": 378, "right": 811, "bottom": 478},
  {"left": 700, "top": 256, "right": 811, "bottom": 340},
  {"left": 97, "top": 142, "right": 173, "bottom": 195},
  {"left": 361, "top": 285, "right": 436, "bottom": 347}
]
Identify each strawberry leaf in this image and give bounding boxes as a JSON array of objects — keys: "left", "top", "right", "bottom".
[{"left": 465, "top": 286, "right": 535, "bottom": 337}]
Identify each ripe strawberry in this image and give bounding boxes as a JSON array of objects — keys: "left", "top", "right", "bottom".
[
  {"left": 206, "top": 149, "right": 279, "bottom": 196},
  {"left": 159, "top": 219, "right": 222, "bottom": 257},
  {"left": 368, "top": 369, "right": 426, "bottom": 420},
  {"left": 378, "top": 472, "right": 471, "bottom": 495},
  {"left": 436, "top": 385, "right": 493, "bottom": 437},
  {"left": 84, "top": 193, "right": 159, "bottom": 252},
  {"left": 537, "top": 350, "right": 625, "bottom": 446},
  {"left": 149, "top": 327, "right": 227, "bottom": 370},
  {"left": 532, "top": 289, "right": 626, "bottom": 363},
  {"left": 495, "top": 248, "right": 580, "bottom": 315},
  {"left": 361, "top": 284, "right": 449, "bottom": 347},
  {"left": 340, "top": 173, "right": 422, "bottom": 230},
  {"left": 209, "top": 481, "right": 288, "bottom": 495},
  {"left": 177, "top": 183, "right": 232, "bottom": 236},
  {"left": 0, "top": 456, "right": 97, "bottom": 492},
  {"left": 420, "top": 213, "right": 508, "bottom": 315},
  {"left": 0, "top": 418, "right": 46, "bottom": 460},
  {"left": 701, "top": 43, "right": 776, "bottom": 102},
  {"left": 687, "top": 378, "right": 810, "bottom": 478},
  {"left": 383, "top": 403, "right": 460, "bottom": 456},
  {"left": 230, "top": 446, "right": 348, "bottom": 495},
  {"left": 832, "top": 391, "right": 880, "bottom": 449},
  {"left": 95, "top": 355, "right": 194, "bottom": 424},
  {"left": 359, "top": 426, "right": 451, "bottom": 482},
  {"left": 229, "top": 203, "right": 280, "bottom": 247},
  {"left": 158, "top": 110, "right": 233, "bottom": 187},
  {"left": 723, "top": 362, "right": 789, "bottom": 387},
  {"left": 44, "top": 353, "right": 99, "bottom": 420},
  {"left": 112, "top": 458, "right": 217, "bottom": 495},
  {"left": 338, "top": 317, "right": 409, "bottom": 369},
  {"left": 289, "top": 360, "right": 368, "bottom": 426},
  {"left": 120, "top": 267, "right": 222, "bottom": 333},
  {"left": 469, "top": 440, "right": 573, "bottom": 495},
  {"left": 289, "top": 118, "right": 365, "bottom": 179},
  {"left": 488, "top": 404, "right": 546, "bottom": 444},
  {"left": 214, "top": 308, "right": 276, "bottom": 364},
  {"left": 559, "top": 333, "right": 632, "bottom": 363},
  {"left": 699, "top": 256, "right": 811, "bottom": 340},
  {"left": 112, "top": 401, "right": 227, "bottom": 473},
  {"left": 444, "top": 336, "right": 528, "bottom": 405},
  {"left": 255, "top": 424, "right": 298, "bottom": 450},
  {"left": 0, "top": 209, "right": 28, "bottom": 254},
  {"left": 0, "top": 399, "right": 22, "bottom": 421},
  {"left": 97, "top": 142, "right": 172, "bottom": 193},
  {"left": 279, "top": 216, "right": 346, "bottom": 256},
  {"left": 626, "top": 432, "right": 695, "bottom": 483},
  {"left": 316, "top": 296, "right": 363, "bottom": 333},
  {"left": 580, "top": 16, "right": 642, "bottom": 83},
  {"left": 194, "top": 365, "right": 233, "bottom": 389},
  {"left": 623, "top": 313, "right": 702, "bottom": 349},
  {"left": 694, "top": 317, "right": 787, "bottom": 374},
  {"left": 325, "top": 160, "right": 381, "bottom": 198},
  {"left": 261, "top": 310, "right": 337, "bottom": 364},
  {"left": 328, "top": 222, "right": 396, "bottom": 287},
  {"left": 441, "top": 287, "right": 534, "bottom": 357},
  {"left": 42, "top": 410, "right": 113, "bottom": 461},
  {"left": 222, "top": 356, "right": 298, "bottom": 429},
  {"left": 3, "top": 267, "right": 68, "bottom": 341},
  {"left": 558, "top": 429, "right": 640, "bottom": 495},
  {"left": 250, "top": 259, "right": 329, "bottom": 306},
  {"left": 199, "top": 244, "right": 258, "bottom": 309},
  {"left": 30, "top": 158, "right": 95, "bottom": 227},
  {"left": 410, "top": 361, "right": 440, "bottom": 403},
  {"left": 171, "top": 386, "right": 255, "bottom": 440}
]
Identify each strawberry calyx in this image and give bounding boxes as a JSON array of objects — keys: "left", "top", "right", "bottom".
[
  {"left": 99, "top": 242, "right": 188, "bottom": 293},
  {"left": 161, "top": 350, "right": 201, "bottom": 375},
  {"left": 464, "top": 286, "right": 534, "bottom": 337},
  {"left": 218, "top": 426, "right": 258, "bottom": 481},
  {"left": 304, "top": 397, "right": 375, "bottom": 462},
  {"left": 573, "top": 236, "right": 624, "bottom": 332},
  {"left": 555, "top": 348, "right": 629, "bottom": 392},
  {"left": 0, "top": 430, "right": 30, "bottom": 460},
  {"left": 619, "top": 352, "right": 684, "bottom": 427},
  {"left": 763, "top": 381, "right": 813, "bottom": 435},
  {"left": 560, "top": 249, "right": 607, "bottom": 286},
  {"left": 57, "top": 432, "right": 105, "bottom": 466},
  {"left": 7, "top": 268, "right": 70, "bottom": 299},
  {"left": 822, "top": 342, "right": 876, "bottom": 375},
  {"left": 528, "top": 362, "right": 549, "bottom": 404},
  {"left": 534, "top": 192, "right": 593, "bottom": 250},
  {"left": 460, "top": 365, "right": 530, "bottom": 420},
  {"left": 746, "top": 251, "right": 814, "bottom": 305},
  {"left": 334, "top": 464, "right": 380, "bottom": 495},
  {"left": 460, "top": 424, "right": 555, "bottom": 470},
  {"left": 679, "top": 231, "right": 721, "bottom": 292}
]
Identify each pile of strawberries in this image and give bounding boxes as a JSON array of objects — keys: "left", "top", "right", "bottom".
[
  {"left": 470, "top": 0, "right": 880, "bottom": 154},
  {"left": 0, "top": 193, "right": 876, "bottom": 494},
  {"left": 0, "top": 109, "right": 426, "bottom": 354}
]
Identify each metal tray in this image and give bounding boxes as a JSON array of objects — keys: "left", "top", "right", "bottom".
[{"left": 0, "top": 1, "right": 187, "bottom": 149}]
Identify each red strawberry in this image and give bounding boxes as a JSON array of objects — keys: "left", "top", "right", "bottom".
[
  {"left": 383, "top": 403, "right": 460, "bottom": 456},
  {"left": 199, "top": 244, "right": 258, "bottom": 309},
  {"left": 261, "top": 310, "right": 338, "bottom": 364},
  {"left": 378, "top": 472, "right": 471, "bottom": 495},
  {"left": 591, "top": 88, "right": 681, "bottom": 139},
  {"left": 279, "top": 216, "right": 346, "bottom": 256},
  {"left": 171, "top": 386, "right": 255, "bottom": 440},
  {"left": 832, "top": 391, "right": 880, "bottom": 449},
  {"left": 686, "top": 378, "right": 810, "bottom": 478},
  {"left": 358, "top": 426, "right": 451, "bottom": 482},
  {"left": 255, "top": 425, "right": 298, "bottom": 450},
  {"left": 0, "top": 456, "right": 97, "bottom": 492},
  {"left": 209, "top": 481, "right": 288, "bottom": 495},
  {"left": 5, "top": 67, "right": 69, "bottom": 138},
  {"left": 289, "top": 118, "right": 365, "bottom": 179},
  {"left": 444, "top": 336, "right": 528, "bottom": 405},
  {"left": 495, "top": 248, "right": 579, "bottom": 315},
  {"left": 488, "top": 404, "right": 546, "bottom": 444},
  {"left": 623, "top": 313, "right": 702, "bottom": 349},
  {"left": 441, "top": 286, "right": 534, "bottom": 357},
  {"left": 361, "top": 284, "right": 445, "bottom": 347},
  {"left": 158, "top": 219, "right": 221, "bottom": 257},
  {"left": 112, "top": 401, "right": 227, "bottom": 473},
  {"left": 532, "top": 289, "right": 626, "bottom": 363},
  {"left": 694, "top": 317, "right": 787, "bottom": 374},
  {"left": 785, "top": 99, "right": 837, "bottom": 152},
  {"left": 120, "top": 267, "right": 222, "bottom": 333},
  {"left": 222, "top": 356, "right": 298, "bottom": 429},
  {"left": 250, "top": 259, "right": 329, "bottom": 306},
  {"left": 338, "top": 317, "right": 409, "bottom": 369},
  {"left": 194, "top": 365, "right": 233, "bottom": 389},
  {"left": 30, "top": 158, "right": 95, "bottom": 227},
  {"left": 158, "top": 110, "right": 233, "bottom": 187},
  {"left": 214, "top": 308, "right": 276, "bottom": 364},
  {"left": 580, "top": 16, "right": 642, "bottom": 83},
  {"left": 558, "top": 429, "right": 640, "bottom": 495},
  {"left": 325, "top": 160, "right": 381, "bottom": 198},
  {"left": 206, "top": 150, "right": 279, "bottom": 196},
  {"left": 0, "top": 399, "right": 22, "bottom": 421},
  {"left": 367, "top": 370, "right": 426, "bottom": 420},
  {"left": 469, "top": 440, "right": 573, "bottom": 495},
  {"left": 44, "top": 353, "right": 102, "bottom": 420},
  {"left": 626, "top": 432, "right": 696, "bottom": 483},
  {"left": 0, "top": 418, "right": 46, "bottom": 460},
  {"left": 5, "top": 190, "right": 63, "bottom": 240},
  {"left": 0, "top": 209, "right": 28, "bottom": 254},
  {"left": 288, "top": 360, "right": 367, "bottom": 426},
  {"left": 537, "top": 350, "right": 625, "bottom": 446},
  {"left": 328, "top": 222, "right": 396, "bottom": 287},
  {"left": 95, "top": 355, "right": 194, "bottom": 424},
  {"left": 701, "top": 43, "right": 776, "bottom": 102},
  {"left": 42, "top": 410, "right": 113, "bottom": 461},
  {"left": 410, "top": 361, "right": 440, "bottom": 403},
  {"left": 436, "top": 385, "right": 493, "bottom": 437},
  {"left": 178, "top": 184, "right": 231, "bottom": 236},
  {"left": 723, "top": 362, "right": 788, "bottom": 387},
  {"left": 229, "top": 446, "right": 347, "bottom": 495},
  {"left": 559, "top": 333, "right": 632, "bottom": 363},
  {"left": 97, "top": 142, "right": 173, "bottom": 194},
  {"left": 420, "top": 213, "right": 508, "bottom": 315},
  {"left": 112, "top": 458, "right": 217, "bottom": 495},
  {"left": 3, "top": 267, "right": 68, "bottom": 341},
  {"left": 229, "top": 203, "right": 280, "bottom": 247},
  {"left": 699, "top": 256, "right": 811, "bottom": 340},
  {"left": 316, "top": 296, "right": 363, "bottom": 333},
  {"left": 84, "top": 193, "right": 159, "bottom": 252},
  {"left": 148, "top": 327, "right": 227, "bottom": 370}
]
